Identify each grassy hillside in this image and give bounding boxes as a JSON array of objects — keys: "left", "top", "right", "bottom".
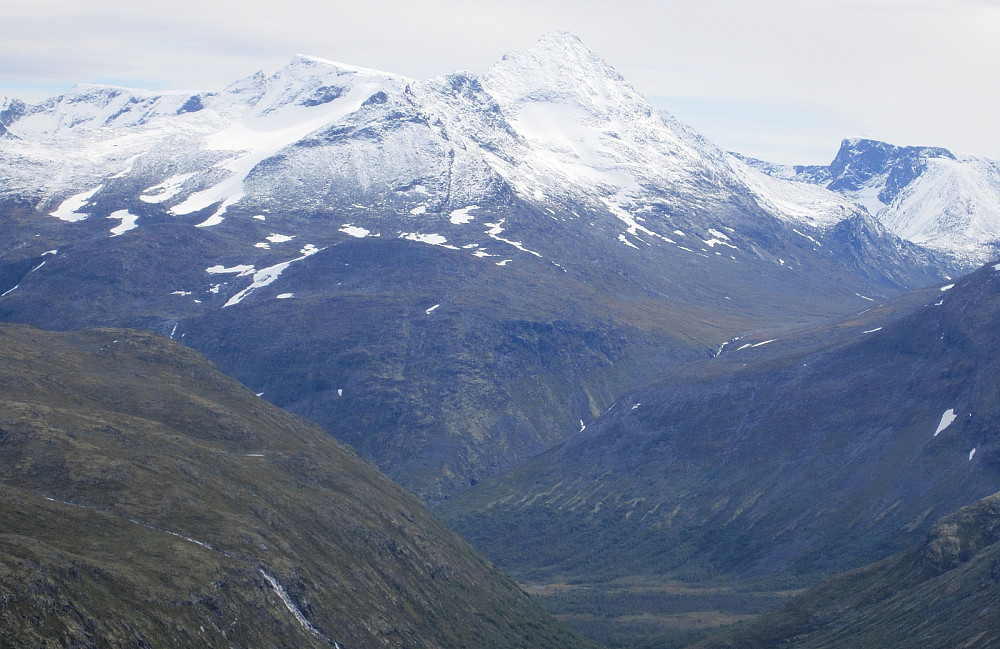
[
  {"left": 698, "top": 491, "right": 1000, "bottom": 649},
  {"left": 0, "top": 323, "right": 596, "bottom": 649}
]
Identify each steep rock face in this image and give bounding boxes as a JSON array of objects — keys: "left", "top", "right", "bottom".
[
  {"left": 439, "top": 261, "right": 1000, "bottom": 584},
  {"left": 0, "top": 33, "right": 955, "bottom": 503},
  {"left": 0, "top": 323, "right": 594, "bottom": 649}
]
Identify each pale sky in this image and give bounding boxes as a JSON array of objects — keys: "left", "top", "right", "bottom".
[{"left": 2, "top": 0, "right": 998, "bottom": 165}]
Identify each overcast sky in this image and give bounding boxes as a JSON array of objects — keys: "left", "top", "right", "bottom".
[{"left": 2, "top": 0, "right": 998, "bottom": 164}]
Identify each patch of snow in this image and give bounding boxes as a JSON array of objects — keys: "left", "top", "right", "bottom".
[
  {"left": 969, "top": 448, "right": 977, "bottom": 461},
  {"left": 856, "top": 293, "right": 876, "bottom": 302},
  {"left": 169, "top": 323, "right": 178, "bottom": 338},
  {"left": 400, "top": 232, "right": 459, "bottom": 249},
  {"left": 934, "top": 408, "right": 957, "bottom": 436},
  {"left": 482, "top": 219, "right": 544, "bottom": 257},
  {"left": 940, "top": 284, "right": 955, "bottom": 292},
  {"left": 579, "top": 419, "right": 586, "bottom": 432},
  {"left": 43, "top": 249, "right": 58, "bottom": 256},
  {"left": 339, "top": 224, "right": 370, "bottom": 238},
  {"left": 195, "top": 210, "right": 228, "bottom": 228},
  {"left": 223, "top": 245, "right": 323, "bottom": 307},
  {"left": 862, "top": 327, "right": 883, "bottom": 334},
  {"left": 255, "top": 242, "right": 271, "bottom": 249},
  {"left": 425, "top": 304, "right": 440, "bottom": 314},
  {"left": 473, "top": 250, "right": 494, "bottom": 257},
  {"left": 50, "top": 185, "right": 103, "bottom": 221},
  {"left": 618, "top": 233, "right": 640, "bottom": 249},
  {"left": 140, "top": 172, "right": 196, "bottom": 203},
  {"left": 496, "top": 259, "right": 512, "bottom": 266},
  {"left": 1, "top": 284, "right": 19, "bottom": 297},
  {"left": 276, "top": 293, "right": 294, "bottom": 299},
  {"left": 253, "top": 215, "right": 266, "bottom": 221},
  {"left": 267, "top": 233, "right": 294, "bottom": 243},
  {"left": 601, "top": 199, "right": 675, "bottom": 244},
  {"left": 206, "top": 264, "right": 255, "bottom": 276},
  {"left": 631, "top": 403, "right": 641, "bottom": 410},
  {"left": 703, "top": 235, "right": 738, "bottom": 249},
  {"left": 108, "top": 210, "right": 139, "bottom": 236},
  {"left": 171, "top": 290, "right": 192, "bottom": 296},
  {"left": 450, "top": 205, "right": 479, "bottom": 224},
  {"left": 337, "top": 389, "right": 343, "bottom": 397},
  {"left": 792, "top": 228, "right": 822, "bottom": 246},
  {"left": 410, "top": 205, "right": 427, "bottom": 215}
]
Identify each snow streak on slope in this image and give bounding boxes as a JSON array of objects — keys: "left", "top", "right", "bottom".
[{"left": 171, "top": 56, "right": 402, "bottom": 227}]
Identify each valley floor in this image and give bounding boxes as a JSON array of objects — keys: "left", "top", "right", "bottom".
[{"left": 521, "top": 576, "right": 800, "bottom": 649}]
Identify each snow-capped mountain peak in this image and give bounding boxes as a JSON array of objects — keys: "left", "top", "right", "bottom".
[
  {"left": 484, "top": 31, "right": 634, "bottom": 110},
  {"left": 0, "top": 32, "right": 955, "bottom": 283},
  {"left": 745, "top": 137, "right": 1000, "bottom": 263}
]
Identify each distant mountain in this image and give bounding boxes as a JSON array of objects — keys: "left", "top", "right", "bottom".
[
  {"left": 0, "top": 32, "right": 957, "bottom": 503},
  {"left": 698, "top": 491, "right": 1000, "bottom": 649},
  {"left": 0, "top": 323, "right": 593, "bottom": 649},
  {"left": 739, "top": 138, "right": 1000, "bottom": 264},
  {"left": 439, "top": 260, "right": 1000, "bottom": 587}
]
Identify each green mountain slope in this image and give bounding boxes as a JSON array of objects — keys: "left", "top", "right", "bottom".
[
  {"left": 0, "top": 323, "right": 595, "bottom": 649},
  {"left": 698, "top": 491, "right": 1000, "bottom": 649}
]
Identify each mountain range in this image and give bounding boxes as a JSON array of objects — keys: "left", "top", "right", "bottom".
[
  {"left": 3, "top": 30, "right": 1000, "bottom": 649},
  {"left": 0, "top": 32, "right": 970, "bottom": 504}
]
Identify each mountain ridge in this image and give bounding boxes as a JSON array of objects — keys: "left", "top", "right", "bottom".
[{"left": 741, "top": 137, "right": 1000, "bottom": 264}]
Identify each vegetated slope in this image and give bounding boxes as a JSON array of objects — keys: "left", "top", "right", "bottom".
[
  {"left": 439, "top": 260, "right": 1000, "bottom": 587},
  {"left": 697, "top": 491, "right": 1000, "bottom": 649},
  {"left": 0, "top": 33, "right": 956, "bottom": 504},
  {"left": 0, "top": 323, "right": 595, "bottom": 649},
  {"left": 742, "top": 138, "right": 1000, "bottom": 265}
]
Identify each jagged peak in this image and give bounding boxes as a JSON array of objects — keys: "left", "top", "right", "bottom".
[
  {"left": 482, "top": 30, "right": 645, "bottom": 117},
  {"left": 490, "top": 30, "right": 623, "bottom": 83}
]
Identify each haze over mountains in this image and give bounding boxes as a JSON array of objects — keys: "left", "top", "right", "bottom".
[{"left": 2, "top": 30, "right": 1000, "bottom": 649}]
